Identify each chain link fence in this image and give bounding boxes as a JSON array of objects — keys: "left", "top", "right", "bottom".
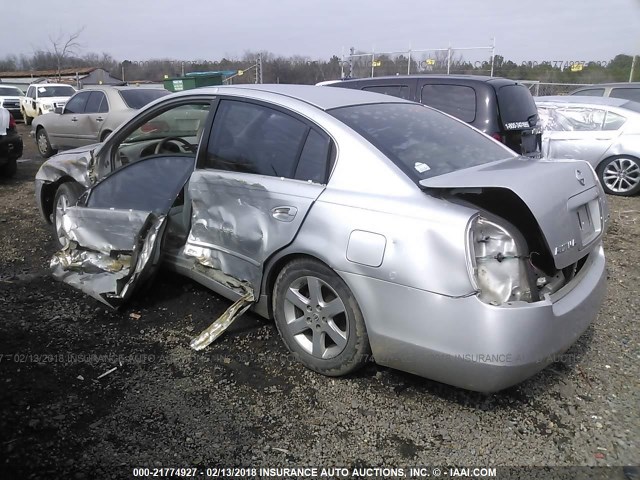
[
  {"left": 517, "top": 81, "right": 592, "bottom": 97},
  {"left": 344, "top": 44, "right": 495, "bottom": 79}
]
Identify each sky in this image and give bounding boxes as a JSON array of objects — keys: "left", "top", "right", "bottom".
[{"left": 1, "top": 0, "right": 639, "bottom": 64}]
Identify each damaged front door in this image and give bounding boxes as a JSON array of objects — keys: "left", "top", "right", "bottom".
[
  {"left": 185, "top": 99, "right": 333, "bottom": 300},
  {"left": 52, "top": 155, "right": 196, "bottom": 308}
]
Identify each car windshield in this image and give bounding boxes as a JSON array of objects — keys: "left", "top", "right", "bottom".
[
  {"left": 119, "top": 89, "right": 170, "bottom": 109},
  {"left": 0, "top": 87, "right": 23, "bottom": 96},
  {"left": 329, "top": 103, "right": 514, "bottom": 182},
  {"left": 38, "top": 86, "right": 75, "bottom": 97}
]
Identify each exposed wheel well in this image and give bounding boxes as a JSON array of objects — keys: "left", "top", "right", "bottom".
[
  {"left": 262, "top": 253, "right": 336, "bottom": 319},
  {"left": 100, "top": 130, "right": 112, "bottom": 142}
]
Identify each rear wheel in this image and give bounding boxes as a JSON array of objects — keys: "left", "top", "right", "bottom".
[
  {"left": 36, "top": 128, "right": 57, "bottom": 158},
  {"left": 0, "top": 157, "right": 17, "bottom": 178},
  {"left": 273, "top": 258, "right": 371, "bottom": 376},
  {"left": 598, "top": 156, "right": 640, "bottom": 196},
  {"left": 52, "top": 182, "right": 85, "bottom": 247},
  {"left": 22, "top": 109, "right": 32, "bottom": 126}
]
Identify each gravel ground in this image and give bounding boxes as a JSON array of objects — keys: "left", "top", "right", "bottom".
[{"left": 1, "top": 124, "right": 638, "bottom": 479}]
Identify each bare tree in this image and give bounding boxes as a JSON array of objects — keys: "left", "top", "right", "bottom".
[{"left": 49, "top": 27, "right": 85, "bottom": 78}]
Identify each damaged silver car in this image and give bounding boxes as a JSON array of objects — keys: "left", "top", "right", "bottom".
[{"left": 35, "top": 85, "right": 608, "bottom": 392}]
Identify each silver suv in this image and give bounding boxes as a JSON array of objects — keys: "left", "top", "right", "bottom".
[{"left": 569, "top": 82, "right": 640, "bottom": 102}]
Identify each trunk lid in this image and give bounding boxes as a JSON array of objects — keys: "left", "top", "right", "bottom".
[{"left": 420, "top": 157, "right": 607, "bottom": 269}]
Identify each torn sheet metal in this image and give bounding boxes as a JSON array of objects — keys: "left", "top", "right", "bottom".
[
  {"left": 50, "top": 206, "right": 166, "bottom": 308},
  {"left": 189, "top": 291, "right": 255, "bottom": 351},
  {"left": 183, "top": 243, "right": 257, "bottom": 350},
  {"left": 35, "top": 144, "right": 101, "bottom": 187}
]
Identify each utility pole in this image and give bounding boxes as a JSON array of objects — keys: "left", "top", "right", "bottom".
[
  {"left": 490, "top": 37, "right": 496, "bottom": 77},
  {"left": 256, "top": 53, "right": 263, "bottom": 84},
  {"left": 630, "top": 55, "right": 637, "bottom": 83}
]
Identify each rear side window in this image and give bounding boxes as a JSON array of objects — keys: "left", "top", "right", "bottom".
[
  {"left": 420, "top": 84, "right": 476, "bottom": 122},
  {"left": 295, "top": 129, "right": 331, "bottom": 183},
  {"left": 496, "top": 84, "right": 538, "bottom": 129},
  {"left": 362, "top": 85, "right": 411, "bottom": 100},
  {"left": 603, "top": 111, "right": 626, "bottom": 131},
  {"left": 119, "top": 89, "right": 169, "bottom": 109},
  {"left": 330, "top": 103, "right": 513, "bottom": 182},
  {"left": 571, "top": 88, "right": 605, "bottom": 97},
  {"left": 610, "top": 88, "right": 640, "bottom": 102}
]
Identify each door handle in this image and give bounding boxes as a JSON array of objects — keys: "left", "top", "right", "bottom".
[
  {"left": 271, "top": 206, "right": 298, "bottom": 222},
  {"left": 71, "top": 117, "right": 78, "bottom": 122},
  {"left": 96, "top": 117, "right": 104, "bottom": 122}
]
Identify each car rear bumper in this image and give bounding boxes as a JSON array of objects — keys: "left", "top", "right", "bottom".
[{"left": 339, "top": 244, "right": 606, "bottom": 392}]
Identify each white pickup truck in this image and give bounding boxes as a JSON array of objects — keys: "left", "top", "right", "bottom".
[{"left": 21, "top": 83, "right": 76, "bottom": 125}]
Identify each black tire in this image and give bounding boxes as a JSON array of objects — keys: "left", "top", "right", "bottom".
[
  {"left": 273, "top": 258, "right": 371, "bottom": 376},
  {"left": 597, "top": 156, "right": 640, "bottom": 196},
  {"left": 0, "top": 157, "right": 17, "bottom": 178},
  {"left": 36, "top": 128, "right": 57, "bottom": 158},
  {"left": 52, "top": 182, "right": 85, "bottom": 247},
  {"left": 22, "top": 110, "right": 32, "bottom": 126},
  {"left": 100, "top": 130, "right": 112, "bottom": 142}
]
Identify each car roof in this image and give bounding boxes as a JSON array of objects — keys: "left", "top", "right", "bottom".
[
  {"left": 188, "top": 84, "right": 413, "bottom": 110},
  {"left": 573, "top": 82, "right": 640, "bottom": 89},
  {"left": 337, "top": 74, "right": 518, "bottom": 86},
  {"left": 534, "top": 95, "right": 636, "bottom": 108},
  {"left": 30, "top": 83, "right": 74, "bottom": 87}
]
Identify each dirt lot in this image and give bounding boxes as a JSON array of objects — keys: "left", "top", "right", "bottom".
[{"left": 1, "top": 124, "right": 638, "bottom": 478}]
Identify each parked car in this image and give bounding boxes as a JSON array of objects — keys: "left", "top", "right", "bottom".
[
  {"left": 324, "top": 75, "right": 542, "bottom": 156},
  {"left": 31, "top": 86, "right": 170, "bottom": 157},
  {"left": 35, "top": 85, "right": 607, "bottom": 392},
  {"left": 0, "top": 85, "right": 25, "bottom": 121},
  {"left": 21, "top": 83, "right": 76, "bottom": 125},
  {"left": 535, "top": 96, "right": 640, "bottom": 196},
  {"left": 569, "top": 82, "right": 640, "bottom": 103},
  {"left": 0, "top": 107, "right": 23, "bottom": 178}
]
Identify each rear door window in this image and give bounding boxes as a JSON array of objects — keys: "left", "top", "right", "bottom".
[
  {"left": 420, "top": 84, "right": 476, "bottom": 122},
  {"left": 496, "top": 84, "right": 538, "bottom": 130},
  {"left": 362, "top": 85, "right": 411, "bottom": 100},
  {"left": 85, "top": 91, "right": 108, "bottom": 114},
  {"left": 206, "top": 100, "right": 309, "bottom": 178},
  {"left": 610, "top": 88, "right": 640, "bottom": 102}
]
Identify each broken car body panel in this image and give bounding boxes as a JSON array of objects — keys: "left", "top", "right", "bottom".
[
  {"left": 51, "top": 208, "right": 166, "bottom": 308},
  {"left": 36, "top": 85, "right": 608, "bottom": 392}
]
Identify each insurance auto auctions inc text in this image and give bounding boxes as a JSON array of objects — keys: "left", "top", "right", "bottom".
[{"left": 256, "top": 466, "right": 496, "bottom": 478}]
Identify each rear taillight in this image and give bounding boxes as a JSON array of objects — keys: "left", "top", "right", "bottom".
[
  {"left": 8, "top": 113, "right": 16, "bottom": 129},
  {"left": 491, "top": 132, "right": 503, "bottom": 143}
]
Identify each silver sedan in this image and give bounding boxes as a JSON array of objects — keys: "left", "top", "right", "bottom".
[
  {"left": 34, "top": 85, "right": 607, "bottom": 392},
  {"left": 31, "top": 86, "right": 169, "bottom": 157},
  {"left": 536, "top": 95, "right": 640, "bottom": 196}
]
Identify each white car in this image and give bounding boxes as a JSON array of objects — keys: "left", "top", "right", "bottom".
[
  {"left": 0, "top": 85, "right": 25, "bottom": 122},
  {"left": 21, "top": 83, "right": 76, "bottom": 125}
]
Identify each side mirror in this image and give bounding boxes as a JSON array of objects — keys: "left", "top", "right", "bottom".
[{"left": 54, "top": 107, "right": 63, "bottom": 115}]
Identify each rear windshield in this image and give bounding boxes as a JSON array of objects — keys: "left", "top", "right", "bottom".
[
  {"left": 497, "top": 84, "right": 538, "bottom": 129},
  {"left": 119, "top": 89, "right": 169, "bottom": 109},
  {"left": 38, "top": 86, "right": 75, "bottom": 97},
  {"left": 0, "top": 87, "right": 23, "bottom": 96},
  {"left": 329, "top": 103, "right": 514, "bottom": 182}
]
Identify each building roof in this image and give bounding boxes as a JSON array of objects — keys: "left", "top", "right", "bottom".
[{"left": 0, "top": 67, "right": 100, "bottom": 78}]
